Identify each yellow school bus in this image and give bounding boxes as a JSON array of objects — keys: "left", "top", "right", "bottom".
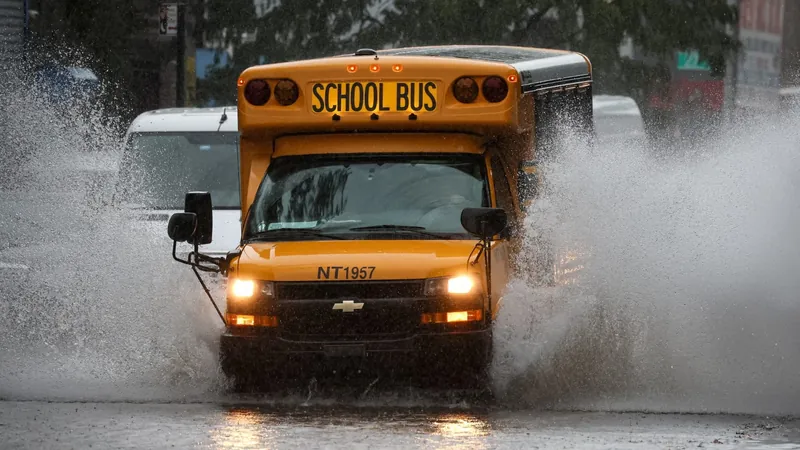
[{"left": 166, "top": 45, "right": 593, "bottom": 389}]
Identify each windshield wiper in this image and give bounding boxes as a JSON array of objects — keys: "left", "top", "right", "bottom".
[
  {"left": 246, "top": 229, "right": 347, "bottom": 241},
  {"left": 348, "top": 224, "right": 452, "bottom": 239}
]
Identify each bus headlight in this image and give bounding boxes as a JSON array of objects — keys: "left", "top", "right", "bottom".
[
  {"left": 424, "top": 276, "right": 475, "bottom": 296},
  {"left": 228, "top": 280, "right": 275, "bottom": 300},
  {"left": 230, "top": 279, "right": 256, "bottom": 298},
  {"left": 447, "top": 276, "right": 474, "bottom": 294}
]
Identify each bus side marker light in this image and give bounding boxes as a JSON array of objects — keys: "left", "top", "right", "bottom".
[
  {"left": 235, "top": 314, "right": 254, "bottom": 325},
  {"left": 421, "top": 310, "right": 483, "bottom": 324},
  {"left": 447, "top": 311, "right": 469, "bottom": 322},
  {"left": 226, "top": 314, "right": 278, "bottom": 327}
]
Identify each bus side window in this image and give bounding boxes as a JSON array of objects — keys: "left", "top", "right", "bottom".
[{"left": 490, "top": 154, "right": 515, "bottom": 237}]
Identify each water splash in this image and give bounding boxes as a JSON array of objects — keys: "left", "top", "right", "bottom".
[
  {"left": 0, "top": 62, "right": 227, "bottom": 402},
  {"left": 4, "top": 54, "right": 800, "bottom": 414},
  {"left": 491, "top": 109, "right": 800, "bottom": 416}
]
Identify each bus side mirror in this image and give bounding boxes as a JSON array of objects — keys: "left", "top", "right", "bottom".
[
  {"left": 461, "top": 208, "right": 507, "bottom": 240},
  {"left": 184, "top": 191, "right": 213, "bottom": 245},
  {"left": 167, "top": 212, "right": 197, "bottom": 242}
]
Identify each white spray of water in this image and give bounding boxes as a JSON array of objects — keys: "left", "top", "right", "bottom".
[
  {"left": 491, "top": 107, "right": 800, "bottom": 415},
  {"left": 0, "top": 65, "right": 227, "bottom": 402}
]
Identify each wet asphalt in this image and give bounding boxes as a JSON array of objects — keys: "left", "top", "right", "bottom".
[{"left": 2, "top": 400, "right": 800, "bottom": 450}]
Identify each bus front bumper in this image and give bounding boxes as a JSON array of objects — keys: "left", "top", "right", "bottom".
[{"left": 219, "top": 327, "right": 492, "bottom": 371}]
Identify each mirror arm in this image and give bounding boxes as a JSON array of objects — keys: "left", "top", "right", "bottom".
[
  {"left": 171, "top": 240, "right": 195, "bottom": 266},
  {"left": 187, "top": 240, "right": 227, "bottom": 274},
  {"left": 479, "top": 219, "right": 493, "bottom": 321},
  {"left": 170, "top": 240, "right": 225, "bottom": 273},
  {"left": 191, "top": 263, "right": 227, "bottom": 326},
  {"left": 484, "top": 234, "right": 492, "bottom": 321},
  {"left": 169, "top": 240, "right": 226, "bottom": 325},
  {"left": 468, "top": 242, "right": 484, "bottom": 266},
  {"left": 188, "top": 240, "right": 227, "bottom": 326},
  {"left": 194, "top": 251, "right": 228, "bottom": 274}
]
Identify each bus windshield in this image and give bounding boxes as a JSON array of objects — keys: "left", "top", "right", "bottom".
[
  {"left": 116, "top": 132, "right": 240, "bottom": 209},
  {"left": 244, "top": 154, "right": 489, "bottom": 240}
]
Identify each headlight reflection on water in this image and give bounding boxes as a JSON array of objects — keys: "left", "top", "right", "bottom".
[
  {"left": 211, "top": 408, "right": 273, "bottom": 450},
  {"left": 425, "top": 413, "right": 491, "bottom": 450}
]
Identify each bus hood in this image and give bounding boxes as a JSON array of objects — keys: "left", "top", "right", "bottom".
[{"left": 234, "top": 240, "right": 480, "bottom": 281}]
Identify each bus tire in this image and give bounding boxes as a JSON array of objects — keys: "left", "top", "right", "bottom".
[
  {"left": 219, "top": 342, "right": 264, "bottom": 393},
  {"left": 462, "top": 331, "right": 493, "bottom": 388},
  {"left": 420, "top": 331, "right": 493, "bottom": 389}
]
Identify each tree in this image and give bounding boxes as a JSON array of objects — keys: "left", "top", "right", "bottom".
[
  {"left": 198, "top": 0, "right": 388, "bottom": 105},
  {"left": 26, "top": 0, "right": 161, "bottom": 123},
  {"left": 383, "top": 0, "right": 738, "bottom": 97},
  {"left": 198, "top": 0, "right": 739, "bottom": 108}
]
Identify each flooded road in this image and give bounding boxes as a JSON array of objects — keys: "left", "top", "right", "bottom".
[
  {"left": 2, "top": 400, "right": 799, "bottom": 449},
  {"left": 3, "top": 78, "right": 800, "bottom": 449}
]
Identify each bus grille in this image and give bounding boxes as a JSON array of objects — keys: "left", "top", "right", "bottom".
[
  {"left": 275, "top": 280, "right": 424, "bottom": 301},
  {"left": 275, "top": 281, "right": 425, "bottom": 338}
]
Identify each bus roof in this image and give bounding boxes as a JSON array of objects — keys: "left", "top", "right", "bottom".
[
  {"left": 126, "top": 106, "right": 238, "bottom": 134},
  {"left": 378, "top": 45, "right": 591, "bottom": 93}
]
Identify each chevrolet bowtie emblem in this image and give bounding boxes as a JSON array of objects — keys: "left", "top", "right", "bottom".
[{"left": 332, "top": 300, "right": 364, "bottom": 313}]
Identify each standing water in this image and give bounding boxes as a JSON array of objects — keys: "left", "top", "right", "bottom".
[{"left": 2, "top": 63, "right": 800, "bottom": 413}]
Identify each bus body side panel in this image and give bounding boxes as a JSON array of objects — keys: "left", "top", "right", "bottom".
[{"left": 238, "top": 134, "right": 272, "bottom": 223}]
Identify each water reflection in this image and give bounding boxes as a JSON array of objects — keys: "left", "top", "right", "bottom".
[
  {"left": 425, "top": 413, "right": 491, "bottom": 450},
  {"left": 210, "top": 408, "right": 273, "bottom": 450},
  {"left": 208, "top": 406, "right": 493, "bottom": 449}
]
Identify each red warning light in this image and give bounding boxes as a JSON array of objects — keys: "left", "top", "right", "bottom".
[{"left": 482, "top": 76, "right": 509, "bottom": 103}]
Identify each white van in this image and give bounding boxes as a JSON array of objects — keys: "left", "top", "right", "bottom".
[
  {"left": 114, "top": 106, "right": 241, "bottom": 258},
  {"left": 592, "top": 95, "right": 647, "bottom": 148}
]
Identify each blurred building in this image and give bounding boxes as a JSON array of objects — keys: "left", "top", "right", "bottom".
[
  {"left": 634, "top": 0, "right": 793, "bottom": 146},
  {"left": 720, "top": 0, "right": 800, "bottom": 116},
  {"left": 0, "top": 0, "right": 25, "bottom": 72},
  {"left": 779, "top": 0, "right": 800, "bottom": 111},
  {"left": 730, "top": 0, "right": 785, "bottom": 115}
]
